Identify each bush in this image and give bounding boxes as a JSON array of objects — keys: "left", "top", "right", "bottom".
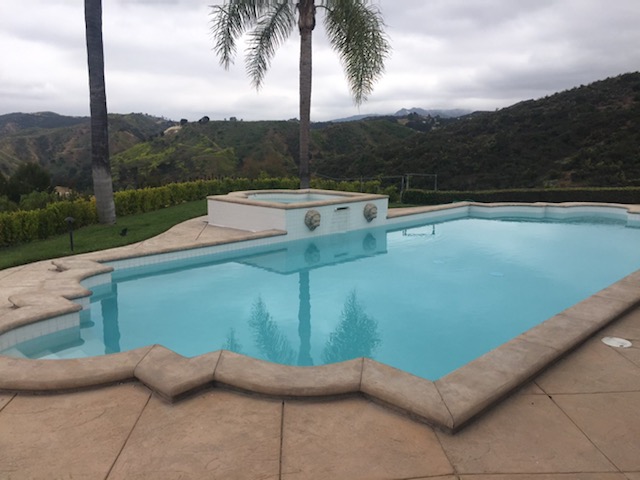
[
  {"left": 401, "top": 187, "right": 640, "bottom": 205},
  {"left": 0, "top": 176, "right": 393, "bottom": 247},
  {"left": 0, "top": 196, "right": 18, "bottom": 213},
  {"left": 6, "top": 163, "right": 51, "bottom": 203},
  {"left": 0, "top": 199, "right": 97, "bottom": 247},
  {"left": 19, "top": 191, "right": 58, "bottom": 211}
]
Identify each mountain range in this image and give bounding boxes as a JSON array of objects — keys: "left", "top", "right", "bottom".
[
  {"left": 1, "top": 71, "right": 638, "bottom": 192},
  {"left": 331, "top": 108, "right": 472, "bottom": 122}
]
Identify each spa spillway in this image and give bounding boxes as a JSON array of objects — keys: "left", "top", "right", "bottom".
[{"left": 207, "top": 189, "right": 389, "bottom": 238}]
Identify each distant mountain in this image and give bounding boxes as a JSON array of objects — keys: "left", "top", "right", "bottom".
[
  {"left": 393, "top": 107, "right": 473, "bottom": 118},
  {"left": 0, "top": 112, "right": 86, "bottom": 135},
  {"left": 331, "top": 108, "right": 472, "bottom": 123},
  {"left": 329, "top": 113, "right": 380, "bottom": 123}
]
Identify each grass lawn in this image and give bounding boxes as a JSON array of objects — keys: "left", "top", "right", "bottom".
[{"left": 0, "top": 200, "right": 207, "bottom": 270}]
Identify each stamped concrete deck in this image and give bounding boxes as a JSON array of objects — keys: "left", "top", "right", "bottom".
[{"left": 1, "top": 204, "right": 640, "bottom": 478}]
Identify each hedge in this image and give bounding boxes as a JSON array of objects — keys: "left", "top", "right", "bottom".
[
  {"left": 402, "top": 187, "right": 640, "bottom": 206},
  {"left": 5, "top": 180, "right": 638, "bottom": 248},
  {"left": 0, "top": 177, "right": 386, "bottom": 247},
  {"left": 0, "top": 199, "right": 97, "bottom": 247}
]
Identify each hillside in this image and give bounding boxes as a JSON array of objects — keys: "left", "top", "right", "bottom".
[
  {"left": 361, "top": 72, "right": 640, "bottom": 190},
  {"left": 0, "top": 112, "right": 86, "bottom": 134},
  {"left": 0, "top": 113, "right": 174, "bottom": 190},
  {"left": 111, "top": 118, "right": 418, "bottom": 189},
  {"left": 2, "top": 72, "right": 639, "bottom": 192}
]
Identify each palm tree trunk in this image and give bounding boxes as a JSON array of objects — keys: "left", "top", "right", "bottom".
[
  {"left": 297, "top": 270, "right": 313, "bottom": 366},
  {"left": 85, "top": 0, "right": 116, "bottom": 224},
  {"left": 298, "top": 0, "right": 315, "bottom": 189}
]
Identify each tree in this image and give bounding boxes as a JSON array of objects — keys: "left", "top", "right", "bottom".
[
  {"left": 6, "top": 163, "right": 51, "bottom": 203},
  {"left": 84, "top": 0, "right": 116, "bottom": 224},
  {"left": 0, "top": 172, "right": 7, "bottom": 197},
  {"left": 210, "top": 0, "right": 390, "bottom": 188},
  {"left": 322, "top": 290, "right": 380, "bottom": 364}
]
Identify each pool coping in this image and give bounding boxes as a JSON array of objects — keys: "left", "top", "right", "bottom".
[
  {"left": 212, "top": 188, "right": 388, "bottom": 209},
  {"left": 1, "top": 201, "right": 640, "bottom": 433}
]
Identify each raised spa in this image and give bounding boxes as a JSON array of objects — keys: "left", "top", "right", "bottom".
[{"left": 207, "top": 189, "right": 388, "bottom": 237}]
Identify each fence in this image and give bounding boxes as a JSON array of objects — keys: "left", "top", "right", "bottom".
[{"left": 314, "top": 173, "right": 438, "bottom": 195}]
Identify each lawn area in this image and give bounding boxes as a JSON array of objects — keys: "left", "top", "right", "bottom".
[{"left": 0, "top": 200, "right": 207, "bottom": 270}]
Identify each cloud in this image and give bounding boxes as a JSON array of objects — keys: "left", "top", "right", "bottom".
[{"left": 0, "top": 0, "right": 638, "bottom": 121}]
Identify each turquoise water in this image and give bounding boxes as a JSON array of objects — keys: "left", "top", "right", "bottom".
[
  {"left": 5, "top": 217, "right": 640, "bottom": 380},
  {"left": 248, "top": 192, "right": 340, "bottom": 204}
]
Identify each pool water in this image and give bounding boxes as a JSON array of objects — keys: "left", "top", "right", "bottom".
[
  {"left": 248, "top": 192, "right": 341, "bottom": 204},
  {"left": 7, "top": 217, "right": 640, "bottom": 380}
]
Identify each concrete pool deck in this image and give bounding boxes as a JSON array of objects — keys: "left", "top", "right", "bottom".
[{"left": 1, "top": 202, "right": 640, "bottom": 478}]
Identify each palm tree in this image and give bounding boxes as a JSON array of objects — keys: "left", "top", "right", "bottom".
[
  {"left": 210, "top": 0, "right": 390, "bottom": 188},
  {"left": 84, "top": 0, "right": 116, "bottom": 224}
]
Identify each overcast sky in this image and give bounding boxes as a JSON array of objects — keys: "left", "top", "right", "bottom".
[{"left": 1, "top": 0, "right": 639, "bottom": 122}]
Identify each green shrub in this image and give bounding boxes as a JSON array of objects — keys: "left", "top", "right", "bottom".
[
  {"left": 401, "top": 187, "right": 640, "bottom": 205},
  {"left": 0, "top": 199, "right": 97, "bottom": 247},
  {"left": 0, "top": 176, "right": 401, "bottom": 247},
  {"left": 18, "top": 191, "right": 58, "bottom": 211},
  {"left": 382, "top": 185, "right": 400, "bottom": 203},
  {"left": 0, "top": 196, "right": 18, "bottom": 213}
]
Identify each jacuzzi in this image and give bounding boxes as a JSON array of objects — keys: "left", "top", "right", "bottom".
[{"left": 207, "top": 189, "right": 389, "bottom": 239}]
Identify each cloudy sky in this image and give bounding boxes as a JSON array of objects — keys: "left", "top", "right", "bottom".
[{"left": 1, "top": 0, "right": 639, "bottom": 122}]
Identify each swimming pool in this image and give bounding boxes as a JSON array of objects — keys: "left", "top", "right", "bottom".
[
  {"left": 2, "top": 200, "right": 640, "bottom": 432},
  {"left": 5, "top": 213, "right": 640, "bottom": 381}
]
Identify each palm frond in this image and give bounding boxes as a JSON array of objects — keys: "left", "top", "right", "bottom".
[
  {"left": 324, "top": 0, "right": 391, "bottom": 105},
  {"left": 245, "top": 2, "right": 296, "bottom": 89},
  {"left": 209, "top": 1, "right": 276, "bottom": 69}
]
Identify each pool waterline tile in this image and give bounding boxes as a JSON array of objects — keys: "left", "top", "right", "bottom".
[{"left": 1, "top": 201, "right": 640, "bottom": 433}]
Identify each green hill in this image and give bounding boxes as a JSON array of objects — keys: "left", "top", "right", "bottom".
[
  {"left": 0, "top": 111, "right": 86, "bottom": 134},
  {"left": 0, "top": 113, "right": 174, "bottom": 190},
  {"left": 364, "top": 72, "right": 640, "bottom": 190},
  {"left": 112, "top": 72, "right": 640, "bottom": 190},
  {"left": 2, "top": 71, "right": 639, "bottom": 193},
  {"left": 111, "top": 117, "right": 417, "bottom": 189}
]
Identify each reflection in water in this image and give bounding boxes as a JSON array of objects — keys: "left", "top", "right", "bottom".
[
  {"left": 402, "top": 224, "right": 436, "bottom": 236},
  {"left": 247, "top": 287, "right": 381, "bottom": 367},
  {"left": 362, "top": 233, "right": 377, "bottom": 252},
  {"left": 297, "top": 270, "right": 313, "bottom": 366},
  {"left": 101, "top": 284, "right": 121, "bottom": 354},
  {"left": 65, "top": 229, "right": 386, "bottom": 363},
  {"left": 322, "top": 290, "right": 380, "bottom": 364},
  {"left": 304, "top": 243, "right": 321, "bottom": 266},
  {"left": 222, "top": 328, "right": 243, "bottom": 353},
  {"left": 248, "top": 297, "right": 296, "bottom": 364}
]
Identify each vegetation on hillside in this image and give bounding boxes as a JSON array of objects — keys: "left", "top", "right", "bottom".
[
  {"left": 0, "top": 113, "right": 174, "bottom": 190},
  {"left": 112, "top": 118, "right": 419, "bottom": 189},
  {"left": 112, "top": 120, "right": 299, "bottom": 188},
  {"left": 371, "top": 72, "right": 640, "bottom": 190},
  {"left": 1, "top": 72, "right": 639, "bottom": 192}
]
